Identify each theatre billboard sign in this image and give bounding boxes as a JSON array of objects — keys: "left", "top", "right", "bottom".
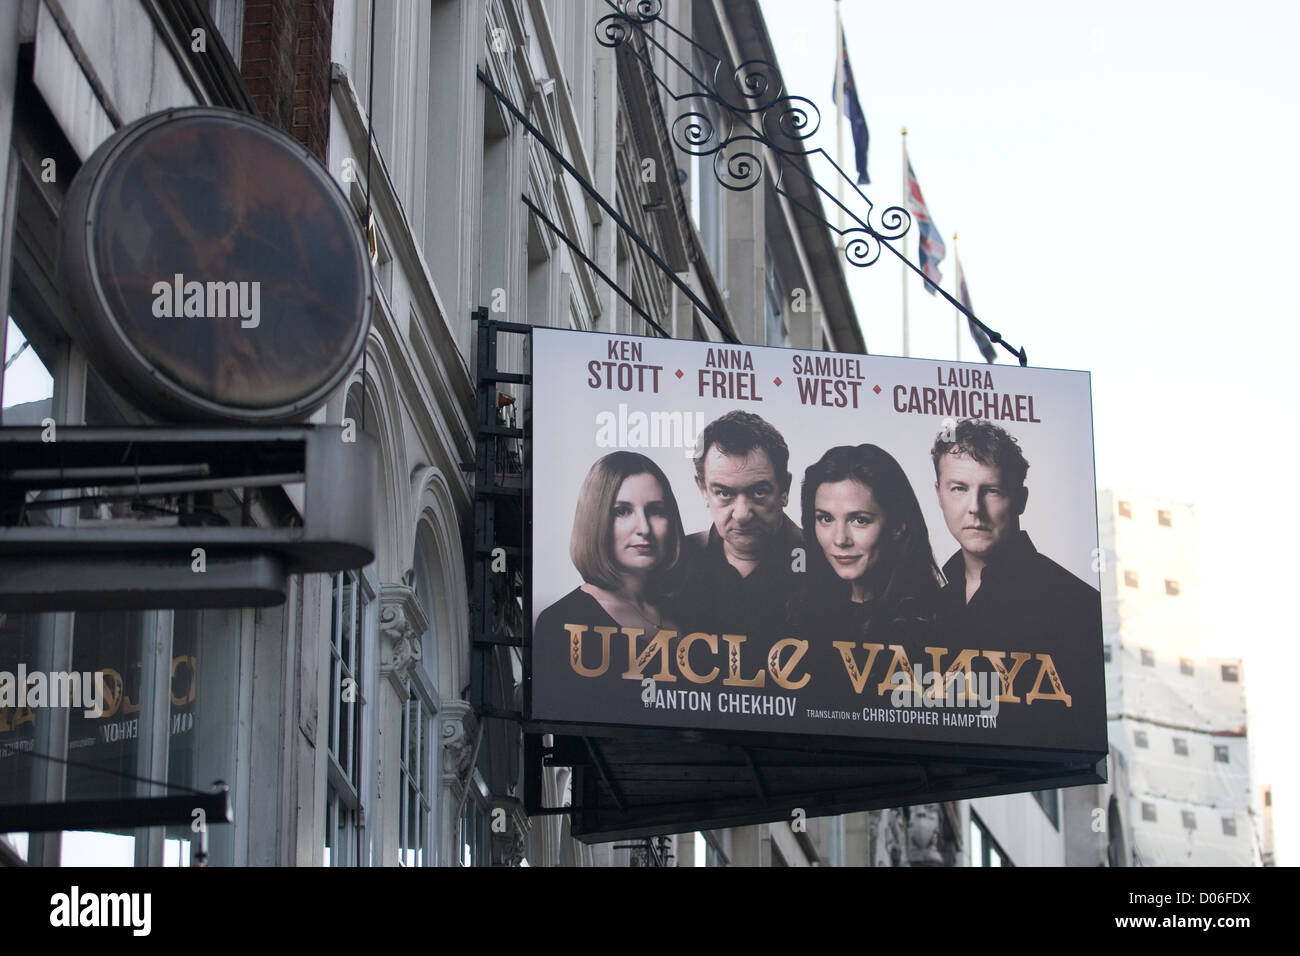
[{"left": 528, "top": 327, "right": 1105, "bottom": 766}]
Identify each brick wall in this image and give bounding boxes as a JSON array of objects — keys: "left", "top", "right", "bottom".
[{"left": 241, "top": 0, "right": 334, "bottom": 164}]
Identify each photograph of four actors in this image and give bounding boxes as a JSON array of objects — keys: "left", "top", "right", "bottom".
[{"left": 535, "top": 410, "right": 1099, "bottom": 667}]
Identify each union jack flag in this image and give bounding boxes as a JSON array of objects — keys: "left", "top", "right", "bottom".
[{"left": 905, "top": 157, "right": 945, "bottom": 294}]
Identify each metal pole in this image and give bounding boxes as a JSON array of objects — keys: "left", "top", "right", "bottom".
[
  {"left": 901, "top": 128, "right": 909, "bottom": 357},
  {"left": 953, "top": 233, "right": 961, "bottom": 362},
  {"left": 835, "top": 3, "right": 844, "bottom": 247}
]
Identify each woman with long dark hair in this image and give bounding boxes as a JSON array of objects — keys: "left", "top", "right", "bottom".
[{"left": 790, "top": 444, "right": 944, "bottom": 652}]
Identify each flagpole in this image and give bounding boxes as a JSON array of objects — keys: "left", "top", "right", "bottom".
[
  {"left": 901, "top": 127, "right": 909, "bottom": 357},
  {"left": 953, "top": 233, "right": 961, "bottom": 362},
  {"left": 834, "top": 2, "right": 844, "bottom": 248}
]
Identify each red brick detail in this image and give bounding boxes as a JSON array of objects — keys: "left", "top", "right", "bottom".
[{"left": 240, "top": 0, "right": 334, "bottom": 164}]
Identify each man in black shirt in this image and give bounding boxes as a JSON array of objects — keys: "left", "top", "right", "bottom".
[
  {"left": 931, "top": 420, "right": 1103, "bottom": 737},
  {"left": 675, "top": 411, "right": 801, "bottom": 644}
]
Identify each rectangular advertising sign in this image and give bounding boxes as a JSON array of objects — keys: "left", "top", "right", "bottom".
[{"left": 530, "top": 327, "right": 1105, "bottom": 755}]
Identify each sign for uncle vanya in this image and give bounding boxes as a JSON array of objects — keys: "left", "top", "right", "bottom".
[{"left": 530, "top": 328, "right": 1105, "bottom": 755}]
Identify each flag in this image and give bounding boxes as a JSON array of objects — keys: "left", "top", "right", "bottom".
[
  {"left": 904, "top": 157, "right": 945, "bottom": 294},
  {"left": 955, "top": 254, "right": 997, "bottom": 363},
  {"left": 831, "top": 28, "right": 870, "bottom": 185}
]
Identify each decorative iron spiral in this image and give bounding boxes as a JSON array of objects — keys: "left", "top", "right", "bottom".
[
  {"left": 594, "top": 13, "right": 632, "bottom": 47},
  {"left": 713, "top": 143, "right": 764, "bottom": 192},
  {"left": 621, "top": 0, "right": 662, "bottom": 23},
  {"left": 762, "top": 96, "right": 821, "bottom": 150},
  {"left": 873, "top": 204, "right": 911, "bottom": 240},
  {"left": 671, "top": 109, "right": 723, "bottom": 156},
  {"left": 730, "top": 59, "right": 782, "bottom": 113},
  {"left": 842, "top": 229, "right": 882, "bottom": 268}
]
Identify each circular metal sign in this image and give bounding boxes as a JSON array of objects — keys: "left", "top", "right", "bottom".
[{"left": 59, "top": 107, "right": 372, "bottom": 423}]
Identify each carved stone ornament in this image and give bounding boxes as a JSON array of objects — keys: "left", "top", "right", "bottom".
[
  {"left": 378, "top": 583, "right": 428, "bottom": 694},
  {"left": 440, "top": 699, "right": 479, "bottom": 786},
  {"left": 870, "top": 809, "right": 908, "bottom": 867},
  {"left": 494, "top": 804, "right": 530, "bottom": 867},
  {"left": 908, "top": 803, "right": 946, "bottom": 867}
]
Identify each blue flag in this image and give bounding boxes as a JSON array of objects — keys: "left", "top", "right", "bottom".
[{"left": 831, "top": 29, "right": 870, "bottom": 185}]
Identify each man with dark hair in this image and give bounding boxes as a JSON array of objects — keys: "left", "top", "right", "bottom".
[
  {"left": 675, "top": 410, "right": 802, "bottom": 639},
  {"left": 932, "top": 418, "right": 1101, "bottom": 662}
]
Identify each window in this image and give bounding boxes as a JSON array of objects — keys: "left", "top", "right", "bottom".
[
  {"left": 1221, "top": 664, "right": 1240, "bottom": 683},
  {"left": 460, "top": 768, "right": 493, "bottom": 867},
  {"left": 1118, "top": 500, "right": 1132, "bottom": 518},
  {"left": 402, "top": 529, "right": 443, "bottom": 866},
  {"left": 1032, "top": 790, "right": 1060, "bottom": 830},
  {"left": 1103, "top": 644, "right": 1112, "bottom": 663},
  {"left": 1181, "top": 810, "right": 1196, "bottom": 830},
  {"left": 1172, "top": 737, "right": 1188, "bottom": 756},
  {"left": 1142, "top": 802, "right": 1157, "bottom": 822},
  {"left": 399, "top": 690, "right": 433, "bottom": 866},
  {"left": 325, "top": 568, "right": 369, "bottom": 866},
  {"left": 969, "top": 813, "right": 1012, "bottom": 867},
  {"left": 688, "top": 51, "right": 724, "bottom": 275},
  {"left": 1124, "top": 570, "right": 1139, "bottom": 588},
  {"left": 763, "top": 246, "right": 789, "bottom": 347},
  {"left": 1165, "top": 579, "right": 1180, "bottom": 596},
  {"left": 1214, "top": 745, "right": 1230, "bottom": 764},
  {"left": 2, "top": 316, "right": 54, "bottom": 422},
  {"left": 1222, "top": 817, "right": 1237, "bottom": 837},
  {"left": 1179, "top": 658, "right": 1194, "bottom": 676},
  {"left": 1158, "top": 509, "right": 1172, "bottom": 527},
  {"left": 1140, "top": 648, "right": 1155, "bottom": 667},
  {"left": 206, "top": 0, "right": 245, "bottom": 66},
  {"left": 1265, "top": 790, "right": 1272, "bottom": 807},
  {"left": 1134, "top": 730, "right": 1149, "bottom": 748}
]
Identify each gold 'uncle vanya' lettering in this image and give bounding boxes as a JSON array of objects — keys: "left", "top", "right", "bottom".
[
  {"left": 562, "top": 624, "right": 1073, "bottom": 705},
  {"left": 830, "top": 643, "right": 1073, "bottom": 707},
  {"left": 562, "top": 625, "right": 804, "bottom": 688}
]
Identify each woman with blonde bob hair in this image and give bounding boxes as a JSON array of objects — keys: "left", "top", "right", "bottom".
[{"left": 536, "top": 451, "right": 685, "bottom": 638}]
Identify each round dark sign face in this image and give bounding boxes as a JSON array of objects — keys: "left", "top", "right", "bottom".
[{"left": 60, "top": 107, "right": 371, "bottom": 422}]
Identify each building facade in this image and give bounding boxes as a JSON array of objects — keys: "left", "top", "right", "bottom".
[
  {"left": 1, "top": 0, "right": 878, "bottom": 867},
  {"left": 1061, "top": 490, "right": 1260, "bottom": 867}
]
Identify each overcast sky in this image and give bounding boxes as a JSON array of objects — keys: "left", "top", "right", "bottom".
[{"left": 760, "top": 0, "right": 1299, "bottom": 865}]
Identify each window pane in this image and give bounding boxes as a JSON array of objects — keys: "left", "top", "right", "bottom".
[
  {"left": 165, "top": 609, "right": 241, "bottom": 866},
  {"left": 65, "top": 611, "right": 149, "bottom": 803},
  {"left": 0, "top": 611, "right": 50, "bottom": 807},
  {"left": 59, "top": 830, "right": 135, "bottom": 866},
  {"left": 2, "top": 316, "right": 54, "bottom": 417}
]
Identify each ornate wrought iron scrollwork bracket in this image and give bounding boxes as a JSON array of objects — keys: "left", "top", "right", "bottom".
[
  {"left": 594, "top": 0, "right": 1028, "bottom": 365},
  {"left": 595, "top": 0, "right": 908, "bottom": 270}
]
